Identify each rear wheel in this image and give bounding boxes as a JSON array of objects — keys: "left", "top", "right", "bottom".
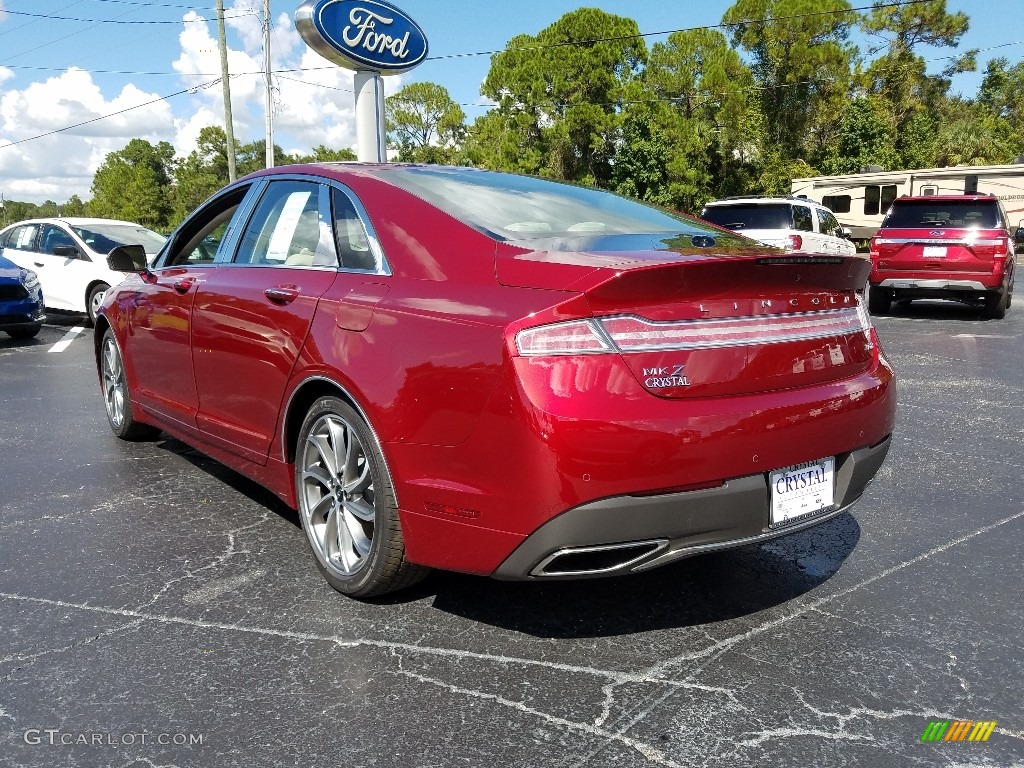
[
  {"left": 87, "top": 282, "right": 110, "bottom": 326},
  {"left": 868, "top": 286, "right": 892, "bottom": 315},
  {"left": 295, "top": 397, "right": 428, "bottom": 598},
  {"left": 100, "top": 329, "right": 158, "bottom": 440},
  {"left": 983, "top": 289, "right": 1008, "bottom": 320},
  {"left": 6, "top": 324, "right": 41, "bottom": 340}
]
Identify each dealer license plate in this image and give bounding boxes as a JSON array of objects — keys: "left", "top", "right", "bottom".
[
  {"left": 769, "top": 457, "right": 835, "bottom": 526},
  {"left": 922, "top": 245, "right": 947, "bottom": 257}
]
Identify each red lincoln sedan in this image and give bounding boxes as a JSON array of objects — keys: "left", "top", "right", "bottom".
[{"left": 95, "top": 164, "right": 896, "bottom": 597}]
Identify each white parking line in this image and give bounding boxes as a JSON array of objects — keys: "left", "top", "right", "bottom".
[
  {"left": 48, "top": 325, "right": 86, "bottom": 353},
  {"left": 951, "top": 333, "right": 1015, "bottom": 339}
]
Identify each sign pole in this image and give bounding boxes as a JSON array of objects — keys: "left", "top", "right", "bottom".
[
  {"left": 295, "top": 0, "right": 428, "bottom": 164},
  {"left": 353, "top": 72, "right": 386, "bottom": 162}
]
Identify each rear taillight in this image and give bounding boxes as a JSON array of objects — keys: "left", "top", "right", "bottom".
[
  {"left": 600, "top": 307, "right": 870, "bottom": 351},
  {"left": 515, "top": 319, "right": 612, "bottom": 356},
  {"left": 516, "top": 305, "right": 872, "bottom": 356},
  {"left": 868, "top": 237, "right": 880, "bottom": 258},
  {"left": 785, "top": 234, "right": 803, "bottom": 251},
  {"left": 993, "top": 236, "right": 1009, "bottom": 259}
]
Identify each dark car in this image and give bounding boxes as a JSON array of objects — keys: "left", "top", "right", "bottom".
[
  {"left": 0, "top": 251, "right": 45, "bottom": 339},
  {"left": 95, "top": 164, "right": 896, "bottom": 598},
  {"left": 868, "top": 194, "right": 1016, "bottom": 318}
]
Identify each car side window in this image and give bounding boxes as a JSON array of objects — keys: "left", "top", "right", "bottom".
[
  {"left": 235, "top": 181, "right": 338, "bottom": 268},
  {"left": 38, "top": 224, "right": 81, "bottom": 257},
  {"left": 7, "top": 224, "right": 40, "bottom": 251},
  {"left": 818, "top": 210, "right": 840, "bottom": 237},
  {"left": 792, "top": 205, "right": 813, "bottom": 232},
  {"left": 331, "top": 187, "right": 377, "bottom": 271},
  {"left": 162, "top": 185, "right": 251, "bottom": 267}
]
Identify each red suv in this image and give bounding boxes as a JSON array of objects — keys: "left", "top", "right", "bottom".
[{"left": 868, "top": 194, "right": 1015, "bottom": 318}]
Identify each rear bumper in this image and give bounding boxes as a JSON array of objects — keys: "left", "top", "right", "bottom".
[
  {"left": 876, "top": 278, "right": 990, "bottom": 291},
  {"left": 493, "top": 435, "right": 891, "bottom": 579}
]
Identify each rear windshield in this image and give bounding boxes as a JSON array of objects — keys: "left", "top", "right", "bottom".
[
  {"left": 700, "top": 203, "right": 793, "bottom": 231},
  {"left": 371, "top": 167, "right": 719, "bottom": 241},
  {"left": 883, "top": 200, "right": 1001, "bottom": 229}
]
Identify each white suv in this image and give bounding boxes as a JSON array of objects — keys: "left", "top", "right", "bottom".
[{"left": 700, "top": 196, "right": 856, "bottom": 256}]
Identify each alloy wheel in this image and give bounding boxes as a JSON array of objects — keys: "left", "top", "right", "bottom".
[
  {"left": 101, "top": 335, "right": 126, "bottom": 429},
  {"left": 299, "top": 413, "right": 376, "bottom": 576}
]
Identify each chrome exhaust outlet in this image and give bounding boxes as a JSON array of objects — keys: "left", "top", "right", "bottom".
[{"left": 530, "top": 539, "right": 670, "bottom": 577}]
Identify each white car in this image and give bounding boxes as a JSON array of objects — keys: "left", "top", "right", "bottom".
[
  {"left": 700, "top": 196, "right": 856, "bottom": 256},
  {"left": 0, "top": 218, "right": 166, "bottom": 324}
]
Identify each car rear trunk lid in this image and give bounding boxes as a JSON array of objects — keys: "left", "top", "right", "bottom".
[{"left": 508, "top": 245, "right": 876, "bottom": 399}]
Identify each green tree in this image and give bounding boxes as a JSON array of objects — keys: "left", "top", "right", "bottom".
[
  {"left": 292, "top": 145, "right": 357, "bottom": 163},
  {"left": 172, "top": 126, "right": 230, "bottom": 224},
  {"left": 860, "top": 0, "right": 975, "bottom": 165},
  {"left": 976, "top": 57, "right": 1024, "bottom": 158},
  {"left": 474, "top": 8, "right": 646, "bottom": 185},
  {"left": 819, "top": 98, "right": 900, "bottom": 174},
  {"left": 723, "top": 0, "right": 856, "bottom": 163},
  {"left": 620, "top": 28, "right": 752, "bottom": 211},
  {"left": 89, "top": 138, "right": 175, "bottom": 229},
  {"left": 386, "top": 82, "right": 466, "bottom": 164}
]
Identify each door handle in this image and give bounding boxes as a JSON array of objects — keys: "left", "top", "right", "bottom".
[
  {"left": 265, "top": 286, "right": 299, "bottom": 304},
  {"left": 173, "top": 278, "right": 195, "bottom": 294},
  {"left": 33, "top": 262, "right": 44, "bottom": 268}
]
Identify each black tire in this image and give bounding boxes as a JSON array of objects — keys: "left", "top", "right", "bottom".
[
  {"left": 6, "top": 324, "right": 41, "bottom": 340},
  {"left": 100, "top": 329, "right": 159, "bottom": 440},
  {"left": 87, "top": 282, "right": 110, "bottom": 327},
  {"left": 983, "top": 289, "right": 1008, "bottom": 320},
  {"left": 295, "top": 397, "right": 428, "bottom": 598},
  {"left": 868, "top": 286, "right": 892, "bottom": 315}
]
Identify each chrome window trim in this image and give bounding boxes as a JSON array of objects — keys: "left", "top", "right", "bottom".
[
  {"left": 213, "top": 178, "right": 268, "bottom": 264},
  {"left": 221, "top": 178, "right": 341, "bottom": 270},
  {"left": 323, "top": 179, "right": 392, "bottom": 277}
]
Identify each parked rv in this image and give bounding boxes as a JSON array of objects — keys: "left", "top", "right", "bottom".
[{"left": 791, "top": 163, "right": 1024, "bottom": 240}]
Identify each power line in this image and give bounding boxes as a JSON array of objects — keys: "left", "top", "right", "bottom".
[
  {"left": 0, "top": 75, "right": 264, "bottom": 151},
  {"left": 2, "top": 8, "right": 253, "bottom": 23},
  {"left": 0, "top": 0, "right": 987, "bottom": 152},
  {"left": 420, "top": 0, "right": 933, "bottom": 62},
  {"left": 82, "top": 0, "right": 225, "bottom": 8}
]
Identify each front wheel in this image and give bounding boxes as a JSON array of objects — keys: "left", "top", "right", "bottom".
[
  {"left": 100, "top": 329, "right": 158, "bottom": 440},
  {"left": 6, "top": 324, "right": 41, "bottom": 340},
  {"left": 295, "top": 397, "right": 428, "bottom": 598},
  {"left": 87, "top": 282, "right": 110, "bottom": 326}
]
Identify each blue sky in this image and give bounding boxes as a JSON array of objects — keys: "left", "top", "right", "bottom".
[{"left": 0, "top": 0, "right": 1019, "bottom": 203}]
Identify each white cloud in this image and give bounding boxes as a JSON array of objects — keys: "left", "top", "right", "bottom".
[
  {"left": 0, "top": 68, "right": 174, "bottom": 202},
  {"left": 0, "top": 5, "right": 403, "bottom": 204}
]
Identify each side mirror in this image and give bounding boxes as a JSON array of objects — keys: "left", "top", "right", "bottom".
[
  {"left": 53, "top": 245, "right": 80, "bottom": 258},
  {"left": 841, "top": 227, "right": 853, "bottom": 240},
  {"left": 107, "top": 244, "right": 148, "bottom": 272},
  {"left": 1014, "top": 226, "right": 1024, "bottom": 245}
]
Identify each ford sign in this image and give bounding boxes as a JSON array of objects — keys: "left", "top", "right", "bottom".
[{"left": 295, "top": 0, "right": 428, "bottom": 74}]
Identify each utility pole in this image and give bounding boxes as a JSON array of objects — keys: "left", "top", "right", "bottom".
[
  {"left": 215, "top": 0, "right": 237, "bottom": 182},
  {"left": 264, "top": 0, "right": 274, "bottom": 169}
]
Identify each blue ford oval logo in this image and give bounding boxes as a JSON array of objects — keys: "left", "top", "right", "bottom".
[
  {"left": 295, "top": 0, "right": 428, "bottom": 74},
  {"left": 929, "top": 230, "right": 945, "bottom": 236}
]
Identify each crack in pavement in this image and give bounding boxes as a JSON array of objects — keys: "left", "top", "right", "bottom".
[
  {"left": 1, "top": 508, "right": 1022, "bottom": 765},
  {"left": 0, "top": 618, "right": 146, "bottom": 684}
]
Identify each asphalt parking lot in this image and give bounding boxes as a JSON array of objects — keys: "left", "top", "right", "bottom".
[{"left": 1, "top": 303, "right": 1022, "bottom": 767}]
